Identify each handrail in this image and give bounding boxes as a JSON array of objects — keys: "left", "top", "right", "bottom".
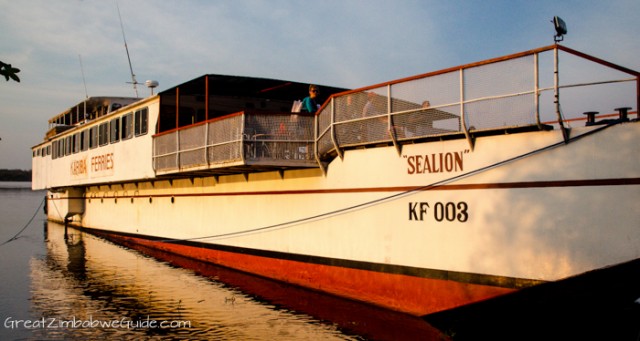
[
  {"left": 314, "top": 44, "right": 640, "bottom": 159},
  {"left": 152, "top": 111, "right": 318, "bottom": 174}
]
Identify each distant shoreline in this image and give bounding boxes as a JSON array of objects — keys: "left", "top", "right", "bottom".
[{"left": 0, "top": 169, "right": 32, "bottom": 182}]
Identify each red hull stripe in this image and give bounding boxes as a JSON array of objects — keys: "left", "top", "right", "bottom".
[{"left": 85, "top": 227, "right": 534, "bottom": 316}]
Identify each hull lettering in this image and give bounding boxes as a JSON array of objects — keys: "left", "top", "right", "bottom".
[
  {"left": 409, "top": 201, "right": 469, "bottom": 222},
  {"left": 405, "top": 150, "right": 468, "bottom": 174}
]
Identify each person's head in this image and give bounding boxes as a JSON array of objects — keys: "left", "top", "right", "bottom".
[{"left": 309, "top": 85, "right": 320, "bottom": 98}]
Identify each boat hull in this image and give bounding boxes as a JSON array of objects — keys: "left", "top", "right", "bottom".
[
  {"left": 47, "top": 121, "right": 640, "bottom": 316},
  {"left": 86, "top": 227, "right": 518, "bottom": 316}
]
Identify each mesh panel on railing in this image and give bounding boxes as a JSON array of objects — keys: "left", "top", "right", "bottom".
[
  {"left": 316, "top": 105, "right": 333, "bottom": 156},
  {"left": 464, "top": 56, "right": 534, "bottom": 99},
  {"left": 153, "top": 132, "right": 178, "bottom": 171},
  {"left": 463, "top": 55, "right": 536, "bottom": 128},
  {"left": 179, "top": 125, "right": 206, "bottom": 150},
  {"left": 179, "top": 125, "right": 206, "bottom": 167},
  {"left": 391, "top": 104, "right": 462, "bottom": 139},
  {"left": 154, "top": 154, "right": 177, "bottom": 171},
  {"left": 244, "top": 113, "right": 315, "bottom": 161},
  {"left": 390, "top": 71, "right": 459, "bottom": 113},
  {"left": 465, "top": 94, "right": 536, "bottom": 130},
  {"left": 208, "top": 142, "right": 241, "bottom": 164},
  {"left": 317, "top": 53, "right": 549, "bottom": 157},
  {"left": 180, "top": 149, "right": 206, "bottom": 168},
  {"left": 209, "top": 115, "right": 242, "bottom": 144},
  {"left": 208, "top": 115, "right": 242, "bottom": 164},
  {"left": 333, "top": 92, "right": 372, "bottom": 121},
  {"left": 154, "top": 132, "right": 177, "bottom": 155}
]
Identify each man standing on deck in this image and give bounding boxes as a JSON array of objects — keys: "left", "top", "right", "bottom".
[{"left": 301, "top": 84, "right": 320, "bottom": 113}]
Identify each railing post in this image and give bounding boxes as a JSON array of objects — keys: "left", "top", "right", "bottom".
[
  {"left": 534, "top": 52, "right": 542, "bottom": 129},
  {"left": 175, "top": 130, "right": 180, "bottom": 170},
  {"left": 460, "top": 68, "right": 475, "bottom": 151},
  {"left": 329, "top": 98, "right": 343, "bottom": 160},
  {"left": 387, "top": 84, "right": 401, "bottom": 155},
  {"left": 313, "top": 110, "right": 327, "bottom": 175},
  {"left": 554, "top": 46, "right": 570, "bottom": 143}
]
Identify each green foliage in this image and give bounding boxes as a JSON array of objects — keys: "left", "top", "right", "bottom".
[{"left": 0, "top": 61, "right": 20, "bottom": 83}]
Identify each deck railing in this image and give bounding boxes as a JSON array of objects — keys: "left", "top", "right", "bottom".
[
  {"left": 153, "top": 112, "right": 317, "bottom": 174},
  {"left": 315, "top": 45, "right": 639, "bottom": 159},
  {"left": 152, "top": 45, "right": 638, "bottom": 176}
]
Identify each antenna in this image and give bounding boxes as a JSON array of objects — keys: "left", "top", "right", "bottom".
[
  {"left": 116, "top": 1, "right": 139, "bottom": 97},
  {"left": 78, "top": 54, "right": 89, "bottom": 122},
  {"left": 145, "top": 80, "right": 159, "bottom": 95},
  {"left": 78, "top": 54, "right": 89, "bottom": 99}
]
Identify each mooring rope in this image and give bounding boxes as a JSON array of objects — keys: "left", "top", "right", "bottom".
[{"left": 0, "top": 196, "right": 45, "bottom": 247}]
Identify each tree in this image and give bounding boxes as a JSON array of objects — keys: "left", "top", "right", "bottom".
[{"left": 0, "top": 61, "right": 20, "bottom": 83}]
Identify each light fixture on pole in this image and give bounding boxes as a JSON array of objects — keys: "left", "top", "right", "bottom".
[
  {"left": 145, "top": 80, "right": 159, "bottom": 96},
  {"left": 553, "top": 16, "right": 567, "bottom": 43}
]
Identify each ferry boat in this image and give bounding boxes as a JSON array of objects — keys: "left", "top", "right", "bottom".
[{"left": 32, "top": 44, "right": 640, "bottom": 317}]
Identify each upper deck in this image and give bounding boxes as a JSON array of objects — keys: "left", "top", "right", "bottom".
[
  {"left": 33, "top": 45, "right": 639, "bottom": 189},
  {"left": 151, "top": 45, "right": 639, "bottom": 177}
]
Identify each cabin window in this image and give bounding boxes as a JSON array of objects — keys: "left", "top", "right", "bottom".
[
  {"left": 99, "top": 122, "right": 109, "bottom": 146},
  {"left": 122, "top": 113, "right": 133, "bottom": 140},
  {"left": 81, "top": 130, "right": 88, "bottom": 151},
  {"left": 110, "top": 117, "right": 120, "bottom": 143},
  {"left": 46, "top": 145, "right": 51, "bottom": 156},
  {"left": 65, "top": 136, "right": 72, "bottom": 156},
  {"left": 134, "top": 107, "right": 148, "bottom": 136},
  {"left": 73, "top": 133, "right": 80, "bottom": 154},
  {"left": 90, "top": 126, "right": 98, "bottom": 149},
  {"left": 52, "top": 141, "right": 58, "bottom": 159}
]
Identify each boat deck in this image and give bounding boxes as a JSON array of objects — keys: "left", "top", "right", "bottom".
[{"left": 151, "top": 106, "right": 555, "bottom": 178}]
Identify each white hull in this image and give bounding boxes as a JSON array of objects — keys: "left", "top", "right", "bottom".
[
  {"left": 43, "top": 121, "right": 640, "bottom": 314},
  {"left": 33, "top": 45, "right": 640, "bottom": 315}
]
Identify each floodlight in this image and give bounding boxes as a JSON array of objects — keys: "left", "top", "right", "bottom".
[{"left": 553, "top": 16, "right": 567, "bottom": 42}]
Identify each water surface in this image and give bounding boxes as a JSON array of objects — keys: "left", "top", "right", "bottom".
[{"left": 0, "top": 182, "right": 442, "bottom": 340}]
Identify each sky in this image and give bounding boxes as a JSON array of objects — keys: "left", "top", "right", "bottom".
[{"left": 1, "top": 0, "right": 639, "bottom": 170}]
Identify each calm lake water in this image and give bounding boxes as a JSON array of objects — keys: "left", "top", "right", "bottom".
[{"left": 0, "top": 182, "right": 444, "bottom": 340}]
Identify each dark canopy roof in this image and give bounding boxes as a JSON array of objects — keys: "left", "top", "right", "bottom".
[{"left": 159, "top": 74, "right": 349, "bottom": 101}]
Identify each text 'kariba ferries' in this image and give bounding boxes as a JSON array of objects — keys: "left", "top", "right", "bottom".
[
  {"left": 70, "top": 153, "right": 114, "bottom": 177},
  {"left": 405, "top": 150, "right": 469, "bottom": 174},
  {"left": 91, "top": 153, "right": 114, "bottom": 172},
  {"left": 70, "top": 158, "right": 87, "bottom": 176}
]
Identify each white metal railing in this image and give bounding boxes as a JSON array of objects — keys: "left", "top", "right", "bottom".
[
  {"left": 315, "top": 45, "right": 639, "bottom": 160},
  {"left": 152, "top": 46, "right": 638, "bottom": 176},
  {"left": 152, "top": 112, "right": 317, "bottom": 174}
]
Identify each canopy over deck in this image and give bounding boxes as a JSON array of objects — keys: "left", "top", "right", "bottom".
[{"left": 156, "top": 74, "right": 349, "bottom": 133}]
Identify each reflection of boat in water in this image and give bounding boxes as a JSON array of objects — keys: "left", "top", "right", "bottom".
[
  {"left": 32, "top": 222, "right": 443, "bottom": 340},
  {"left": 32, "top": 44, "right": 640, "bottom": 317}
]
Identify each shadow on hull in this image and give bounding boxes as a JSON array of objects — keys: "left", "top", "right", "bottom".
[{"left": 424, "top": 258, "right": 640, "bottom": 340}]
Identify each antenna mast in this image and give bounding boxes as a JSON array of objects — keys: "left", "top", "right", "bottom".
[
  {"left": 116, "top": 1, "right": 139, "bottom": 97},
  {"left": 78, "top": 54, "right": 89, "bottom": 99},
  {"left": 79, "top": 54, "right": 89, "bottom": 122}
]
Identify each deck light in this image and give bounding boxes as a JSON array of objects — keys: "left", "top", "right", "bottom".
[{"left": 553, "top": 16, "right": 567, "bottom": 43}]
